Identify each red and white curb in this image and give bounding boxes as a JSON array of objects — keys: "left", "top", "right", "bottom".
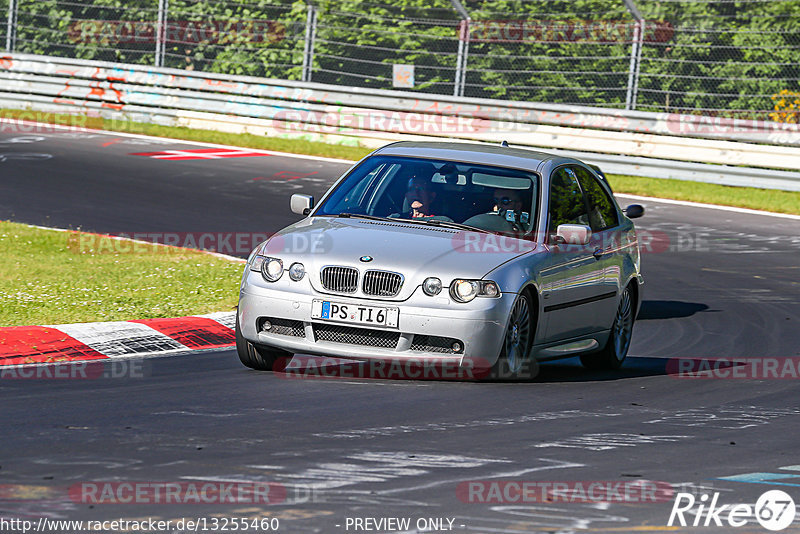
[{"left": 0, "top": 312, "right": 235, "bottom": 367}]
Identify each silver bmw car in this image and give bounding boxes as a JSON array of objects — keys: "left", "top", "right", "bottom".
[{"left": 236, "top": 141, "right": 644, "bottom": 379}]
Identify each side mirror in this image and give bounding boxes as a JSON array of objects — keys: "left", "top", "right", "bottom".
[
  {"left": 290, "top": 194, "right": 314, "bottom": 216},
  {"left": 555, "top": 224, "right": 592, "bottom": 245},
  {"left": 624, "top": 204, "right": 644, "bottom": 219}
]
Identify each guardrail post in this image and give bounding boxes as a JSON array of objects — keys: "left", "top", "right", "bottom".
[
  {"left": 155, "top": 0, "right": 169, "bottom": 67},
  {"left": 451, "top": 0, "right": 469, "bottom": 97},
  {"left": 301, "top": 3, "right": 318, "bottom": 83},
  {"left": 623, "top": 0, "right": 643, "bottom": 110},
  {"left": 6, "top": 0, "right": 18, "bottom": 52}
]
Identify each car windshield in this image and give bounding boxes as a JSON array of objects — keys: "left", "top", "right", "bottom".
[{"left": 314, "top": 156, "right": 539, "bottom": 236}]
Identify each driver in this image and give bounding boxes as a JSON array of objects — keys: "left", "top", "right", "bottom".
[{"left": 404, "top": 176, "right": 438, "bottom": 218}]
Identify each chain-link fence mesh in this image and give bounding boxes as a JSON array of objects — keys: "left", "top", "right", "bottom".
[
  {"left": 0, "top": 0, "right": 8, "bottom": 52},
  {"left": 161, "top": 0, "right": 305, "bottom": 77},
  {"left": 15, "top": 0, "right": 159, "bottom": 65},
  {"left": 461, "top": 0, "right": 638, "bottom": 106},
  {"left": 311, "top": 1, "right": 461, "bottom": 95},
  {"left": 4, "top": 0, "right": 800, "bottom": 120},
  {"left": 636, "top": 0, "right": 800, "bottom": 119}
]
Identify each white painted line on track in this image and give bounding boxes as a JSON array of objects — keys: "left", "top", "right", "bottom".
[{"left": 615, "top": 193, "right": 800, "bottom": 221}]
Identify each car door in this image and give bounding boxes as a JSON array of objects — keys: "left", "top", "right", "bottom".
[
  {"left": 539, "top": 166, "right": 612, "bottom": 341},
  {"left": 573, "top": 165, "right": 622, "bottom": 333}
]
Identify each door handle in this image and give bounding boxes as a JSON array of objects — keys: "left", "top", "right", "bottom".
[{"left": 593, "top": 248, "right": 604, "bottom": 259}]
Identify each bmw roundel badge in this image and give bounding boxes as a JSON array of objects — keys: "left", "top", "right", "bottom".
[{"left": 360, "top": 256, "right": 373, "bottom": 262}]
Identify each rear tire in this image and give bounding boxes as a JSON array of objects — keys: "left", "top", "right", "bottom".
[
  {"left": 580, "top": 284, "right": 635, "bottom": 370},
  {"left": 235, "top": 314, "right": 291, "bottom": 371}
]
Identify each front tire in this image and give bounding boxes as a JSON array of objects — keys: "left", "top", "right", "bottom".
[
  {"left": 580, "top": 285, "right": 635, "bottom": 370},
  {"left": 489, "top": 292, "right": 538, "bottom": 380},
  {"left": 235, "top": 314, "right": 291, "bottom": 371}
]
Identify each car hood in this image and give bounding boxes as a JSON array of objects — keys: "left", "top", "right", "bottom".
[{"left": 262, "top": 217, "right": 541, "bottom": 300}]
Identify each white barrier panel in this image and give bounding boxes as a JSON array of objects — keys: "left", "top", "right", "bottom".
[{"left": 1, "top": 53, "right": 799, "bottom": 190}]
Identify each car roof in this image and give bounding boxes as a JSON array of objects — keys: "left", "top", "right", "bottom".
[{"left": 372, "top": 141, "right": 573, "bottom": 173}]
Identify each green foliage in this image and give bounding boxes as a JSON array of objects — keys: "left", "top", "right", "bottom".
[{"left": 8, "top": 0, "right": 799, "bottom": 116}]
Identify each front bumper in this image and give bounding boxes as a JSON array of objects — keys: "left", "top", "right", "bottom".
[{"left": 238, "top": 274, "right": 516, "bottom": 367}]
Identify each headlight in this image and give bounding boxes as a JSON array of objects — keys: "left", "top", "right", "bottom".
[
  {"left": 289, "top": 262, "right": 305, "bottom": 281},
  {"left": 452, "top": 280, "right": 479, "bottom": 302},
  {"left": 422, "top": 277, "right": 442, "bottom": 296},
  {"left": 261, "top": 257, "right": 284, "bottom": 282},
  {"left": 450, "top": 279, "right": 501, "bottom": 303}
]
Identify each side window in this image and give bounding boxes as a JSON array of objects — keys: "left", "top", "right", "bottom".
[
  {"left": 573, "top": 166, "right": 619, "bottom": 231},
  {"left": 548, "top": 167, "right": 589, "bottom": 237}
]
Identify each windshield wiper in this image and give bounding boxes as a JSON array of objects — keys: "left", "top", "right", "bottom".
[
  {"left": 338, "top": 213, "right": 494, "bottom": 235},
  {"left": 335, "top": 213, "right": 395, "bottom": 223},
  {"left": 393, "top": 217, "right": 492, "bottom": 234}
]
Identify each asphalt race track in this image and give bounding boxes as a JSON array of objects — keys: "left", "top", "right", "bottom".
[{"left": 2, "top": 129, "right": 800, "bottom": 532}]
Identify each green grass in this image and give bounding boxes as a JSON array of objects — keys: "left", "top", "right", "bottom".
[
  {"left": 607, "top": 174, "right": 800, "bottom": 215},
  {"left": 0, "top": 221, "right": 243, "bottom": 326}
]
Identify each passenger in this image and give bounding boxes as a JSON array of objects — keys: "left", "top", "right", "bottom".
[{"left": 493, "top": 188, "right": 524, "bottom": 218}]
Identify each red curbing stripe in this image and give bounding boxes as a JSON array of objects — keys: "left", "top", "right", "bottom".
[
  {"left": 0, "top": 326, "right": 108, "bottom": 366},
  {"left": 131, "top": 317, "right": 235, "bottom": 350}
]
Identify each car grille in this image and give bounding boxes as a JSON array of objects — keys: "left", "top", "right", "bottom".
[
  {"left": 261, "top": 317, "right": 305, "bottom": 338},
  {"left": 313, "top": 323, "right": 400, "bottom": 349},
  {"left": 410, "top": 334, "right": 460, "bottom": 354},
  {"left": 362, "top": 270, "right": 403, "bottom": 297},
  {"left": 320, "top": 266, "right": 359, "bottom": 293}
]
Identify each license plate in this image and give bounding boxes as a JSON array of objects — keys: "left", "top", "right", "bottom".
[{"left": 311, "top": 299, "right": 399, "bottom": 328}]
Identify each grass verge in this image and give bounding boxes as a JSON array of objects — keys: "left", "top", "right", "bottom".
[
  {"left": 608, "top": 174, "right": 800, "bottom": 215},
  {"left": 0, "top": 221, "right": 242, "bottom": 327},
  {"left": 5, "top": 108, "right": 799, "bottom": 215}
]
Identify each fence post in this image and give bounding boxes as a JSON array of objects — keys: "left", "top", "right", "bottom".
[
  {"left": 6, "top": 0, "right": 18, "bottom": 52},
  {"left": 155, "top": 0, "right": 169, "bottom": 67},
  {"left": 302, "top": 3, "right": 317, "bottom": 83},
  {"left": 622, "top": 0, "right": 643, "bottom": 110},
  {"left": 451, "top": 0, "right": 469, "bottom": 97},
  {"left": 631, "top": 20, "right": 645, "bottom": 110}
]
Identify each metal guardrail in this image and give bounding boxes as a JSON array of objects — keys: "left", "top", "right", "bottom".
[{"left": 1, "top": 53, "right": 799, "bottom": 191}]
